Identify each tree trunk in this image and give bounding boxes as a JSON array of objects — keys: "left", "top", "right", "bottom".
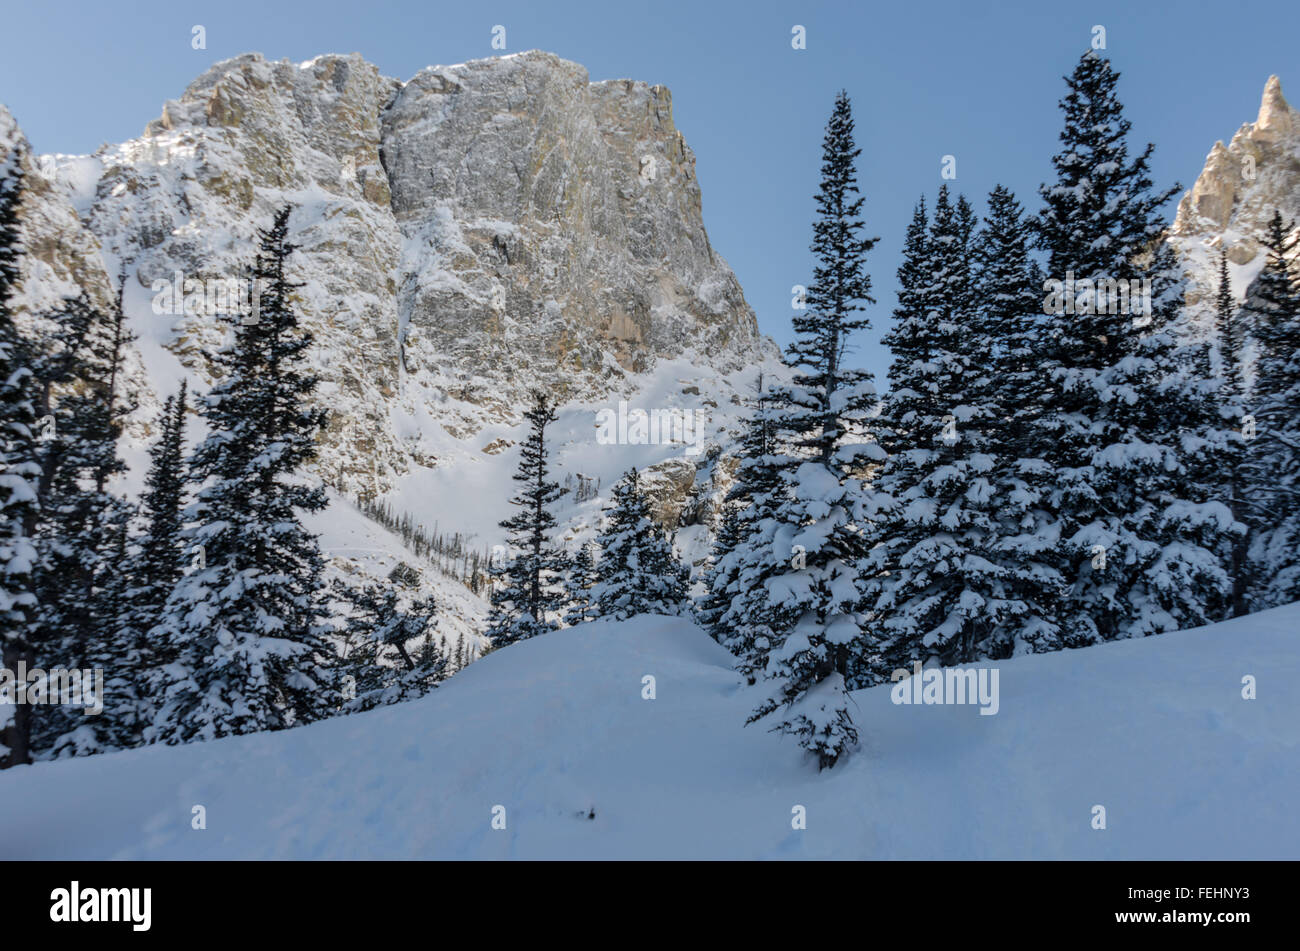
[{"left": 0, "top": 644, "right": 33, "bottom": 767}]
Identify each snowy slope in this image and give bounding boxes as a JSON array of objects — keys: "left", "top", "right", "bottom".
[
  {"left": 384, "top": 355, "right": 773, "bottom": 542},
  {"left": 1, "top": 604, "right": 1295, "bottom": 860},
  {"left": 307, "top": 489, "right": 489, "bottom": 654}
]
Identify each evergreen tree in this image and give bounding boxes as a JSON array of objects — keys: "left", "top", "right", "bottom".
[
  {"left": 1216, "top": 249, "right": 1235, "bottom": 353},
  {"left": 1240, "top": 212, "right": 1300, "bottom": 607},
  {"left": 486, "top": 393, "right": 565, "bottom": 646},
  {"left": 698, "top": 374, "right": 778, "bottom": 649},
  {"left": 1032, "top": 51, "right": 1238, "bottom": 644},
  {"left": 711, "top": 393, "right": 791, "bottom": 683},
  {"left": 26, "top": 292, "right": 98, "bottom": 687},
  {"left": 1204, "top": 250, "right": 1252, "bottom": 618},
  {"left": 151, "top": 206, "right": 334, "bottom": 744},
  {"left": 747, "top": 92, "right": 881, "bottom": 770},
  {"left": 69, "top": 277, "right": 140, "bottom": 754},
  {"left": 859, "top": 195, "right": 933, "bottom": 680},
  {"left": 1208, "top": 249, "right": 1243, "bottom": 387},
  {"left": 590, "top": 468, "right": 689, "bottom": 620},
  {"left": 414, "top": 630, "right": 444, "bottom": 670},
  {"left": 339, "top": 583, "right": 446, "bottom": 710},
  {"left": 30, "top": 278, "right": 137, "bottom": 758},
  {"left": 0, "top": 147, "right": 39, "bottom": 768},
  {"left": 562, "top": 541, "right": 599, "bottom": 626},
  {"left": 122, "top": 382, "right": 189, "bottom": 739},
  {"left": 135, "top": 383, "right": 188, "bottom": 623},
  {"left": 696, "top": 501, "right": 742, "bottom": 640},
  {"left": 971, "top": 185, "right": 1063, "bottom": 655},
  {"left": 867, "top": 185, "right": 1016, "bottom": 674},
  {"left": 76, "top": 496, "right": 136, "bottom": 748}
]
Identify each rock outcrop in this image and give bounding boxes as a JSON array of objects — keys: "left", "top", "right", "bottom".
[
  {"left": 1171, "top": 75, "right": 1300, "bottom": 327},
  {"left": 382, "top": 53, "right": 764, "bottom": 395}
]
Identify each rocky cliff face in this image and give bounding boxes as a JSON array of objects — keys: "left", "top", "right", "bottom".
[
  {"left": 0, "top": 107, "right": 114, "bottom": 322},
  {"left": 0, "top": 106, "right": 154, "bottom": 439},
  {"left": 1171, "top": 76, "right": 1300, "bottom": 325},
  {"left": 4, "top": 50, "right": 772, "bottom": 499},
  {"left": 382, "top": 53, "right": 764, "bottom": 391}
]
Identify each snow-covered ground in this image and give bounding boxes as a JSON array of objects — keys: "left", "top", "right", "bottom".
[{"left": 1, "top": 604, "right": 1296, "bottom": 859}]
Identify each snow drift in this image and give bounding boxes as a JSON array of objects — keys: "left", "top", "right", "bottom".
[{"left": 0, "top": 604, "right": 1296, "bottom": 859}]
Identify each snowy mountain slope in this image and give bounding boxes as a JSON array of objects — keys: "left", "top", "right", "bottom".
[
  {"left": 2, "top": 603, "right": 1295, "bottom": 859},
  {"left": 308, "top": 489, "right": 489, "bottom": 653},
  {"left": 387, "top": 354, "right": 778, "bottom": 553},
  {"left": 8, "top": 50, "right": 776, "bottom": 501},
  {"left": 1, "top": 51, "right": 787, "bottom": 628}
]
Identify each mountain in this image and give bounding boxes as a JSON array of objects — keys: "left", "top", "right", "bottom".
[
  {"left": 2, "top": 603, "right": 1295, "bottom": 859},
  {"left": 1, "top": 51, "right": 782, "bottom": 590},
  {"left": 1171, "top": 75, "right": 1300, "bottom": 330},
  {"left": 4, "top": 50, "right": 775, "bottom": 490}
]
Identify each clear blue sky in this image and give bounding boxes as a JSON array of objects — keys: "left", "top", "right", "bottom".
[{"left": 2, "top": 0, "right": 1296, "bottom": 383}]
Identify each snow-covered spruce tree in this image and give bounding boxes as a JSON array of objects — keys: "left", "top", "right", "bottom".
[
  {"left": 590, "top": 468, "right": 689, "bottom": 620},
  {"left": 698, "top": 374, "right": 778, "bottom": 651},
  {"left": 0, "top": 150, "right": 39, "bottom": 769},
  {"left": 133, "top": 383, "right": 188, "bottom": 632},
  {"left": 329, "top": 577, "right": 384, "bottom": 706},
  {"left": 29, "top": 278, "right": 138, "bottom": 758},
  {"left": 66, "top": 278, "right": 142, "bottom": 754},
  {"left": 414, "top": 630, "right": 447, "bottom": 672},
  {"left": 25, "top": 293, "right": 99, "bottom": 686},
  {"left": 1170, "top": 257, "right": 1249, "bottom": 625},
  {"left": 1032, "top": 51, "right": 1238, "bottom": 644},
  {"left": 151, "top": 206, "right": 334, "bottom": 745},
  {"left": 82, "top": 495, "right": 136, "bottom": 750},
  {"left": 117, "top": 382, "right": 188, "bottom": 741},
  {"left": 851, "top": 198, "right": 929, "bottom": 685},
  {"left": 339, "top": 583, "right": 446, "bottom": 711},
  {"left": 971, "top": 185, "right": 1064, "bottom": 656},
  {"left": 696, "top": 501, "right": 742, "bottom": 641},
  {"left": 866, "top": 185, "right": 1018, "bottom": 674},
  {"left": 1144, "top": 291, "right": 1245, "bottom": 630},
  {"left": 486, "top": 392, "right": 565, "bottom": 646},
  {"left": 712, "top": 390, "right": 792, "bottom": 683},
  {"left": 562, "top": 541, "right": 599, "bottom": 626},
  {"left": 380, "top": 592, "right": 446, "bottom": 698},
  {"left": 1240, "top": 212, "right": 1300, "bottom": 608},
  {"left": 747, "top": 91, "right": 882, "bottom": 770},
  {"left": 1201, "top": 249, "right": 1252, "bottom": 619},
  {"left": 1210, "top": 249, "right": 1244, "bottom": 390}
]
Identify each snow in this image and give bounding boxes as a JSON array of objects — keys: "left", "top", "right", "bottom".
[
  {"left": 388, "top": 355, "right": 776, "bottom": 548},
  {"left": 308, "top": 489, "right": 488, "bottom": 652},
  {"left": 2, "top": 602, "right": 1296, "bottom": 859}
]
